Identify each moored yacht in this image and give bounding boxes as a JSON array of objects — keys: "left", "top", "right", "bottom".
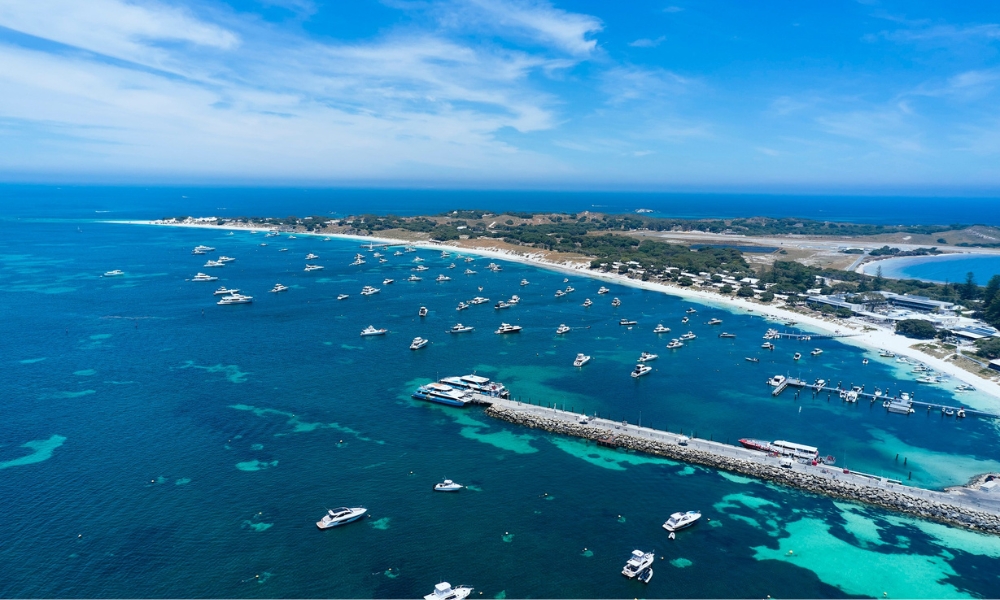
[
  {"left": 433, "top": 479, "right": 463, "bottom": 492},
  {"left": 638, "top": 351, "right": 658, "bottom": 362},
  {"left": 316, "top": 507, "right": 367, "bottom": 529},
  {"left": 508, "top": 295, "right": 521, "bottom": 305},
  {"left": 413, "top": 265, "right": 429, "bottom": 272},
  {"left": 214, "top": 286, "right": 239, "bottom": 295},
  {"left": 582, "top": 298, "right": 593, "bottom": 307},
  {"left": 680, "top": 332, "right": 696, "bottom": 340},
  {"left": 686, "top": 308, "right": 697, "bottom": 313},
  {"left": 811, "top": 348, "right": 823, "bottom": 356},
  {"left": 573, "top": 353, "right": 591, "bottom": 367},
  {"left": 564, "top": 286, "right": 575, "bottom": 293},
  {"left": 556, "top": 324, "right": 571, "bottom": 335},
  {"left": 192, "top": 245, "right": 215, "bottom": 253},
  {"left": 554, "top": 289, "right": 565, "bottom": 297},
  {"left": 436, "top": 274, "right": 451, "bottom": 282},
  {"left": 631, "top": 364, "right": 653, "bottom": 378},
  {"left": 707, "top": 318, "right": 722, "bottom": 325},
  {"left": 719, "top": 332, "right": 736, "bottom": 338},
  {"left": 192, "top": 272, "right": 218, "bottom": 282},
  {"left": 761, "top": 341, "right": 774, "bottom": 350},
  {"left": 520, "top": 279, "right": 529, "bottom": 286},
  {"left": 457, "top": 302, "right": 470, "bottom": 311},
  {"left": 448, "top": 323, "right": 474, "bottom": 334},
  {"left": 217, "top": 293, "right": 253, "bottom": 305},
  {"left": 383, "top": 278, "right": 394, "bottom": 285},
  {"left": 102, "top": 270, "right": 124, "bottom": 277},
  {"left": 611, "top": 297, "right": 621, "bottom": 307},
  {"left": 493, "top": 301, "right": 509, "bottom": 310},
  {"left": 793, "top": 352, "right": 802, "bottom": 360},
  {"left": 306, "top": 253, "right": 319, "bottom": 260},
  {"left": 304, "top": 264, "right": 324, "bottom": 271},
  {"left": 360, "top": 286, "right": 380, "bottom": 296},
  {"left": 666, "top": 339, "right": 683, "bottom": 349},
  {"left": 360, "top": 325, "right": 387, "bottom": 336},
  {"left": 662, "top": 510, "right": 701, "bottom": 532},
  {"left": 337, "top": 294, "right": 349, "bottom": 300},
  {"left": 470, "top": 297, "right": 489, "bottom": 305},
  {"left": 419, "top": 306, "right": 428, "bottom": 317},
  {"left": 424, "top": 582, "right": 473, "bottom": 600},
  {"left": 410, "top": 337, "right": 429, "bottom": 350},
  {"left": 439, "top": 374, "right": 507, "bottom": 397},
  {"left": 622, "top": 550, "right": 655, "bottom": 578},
  {"left": 681, "top": 316, "right": 689, "bottom": 324},
  {"left": 653, "top": 324, "right": 670, "bottom": 333},
  {"left": 270, "top": 283, "right": 288, "bottom": 293},
  {"left": 495, "top": 323, "right": 522, "bottom": 334},
  {"left": 204, "top": 260, "right": 225, "bottom": 268},
  {"left": 408, "top": 275, "right": 422, "bottom": 281},
  {"left": 597, "top": 286, "right": 609, "bottom": 294},
  {"left": 619, "top": 318, "right": 637, "bottom": 326},
  {"left": 464, "top": 269, "right": 477, "bottom": 275},
  {"left": 218, "top": 256, "right": 235, "bottom": 263}
]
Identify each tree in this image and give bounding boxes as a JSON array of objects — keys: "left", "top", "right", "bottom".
[
  {"left": 737, "top": 285, "right": 755, "bottom": 297},
  {"left": 960, "top": 272, "right": 978, "bottom": 301},
  {"left": 937, "top": 238, "right": 947, "bottom": 244},
  {"left": 873, "top": 265, "right": 884, "bottom": 291},
  {"left": 895, "top": 319, "right": 937, "bottom": 339},
  {"left": 983, "top": 275, "right": 1000, "bottom": 308},
  {"left": 975, "top": 337, "right": 1000, "bottom": 360},
  {"left": 720, "top": 284, "right": 734, "bottom": 294},
  {"left": 759, "top": 290, "right": 775, "bottom": 303}
]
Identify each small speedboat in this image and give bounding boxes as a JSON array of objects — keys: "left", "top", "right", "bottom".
[
  {"left": 554, "top": 290, "right": 566, "bottom": 297},
  {"left": 653, "top": 324, "right": 670, "bottom": 333},
  {"left": 305, "top": 253, "right": 319, "bottom": 260},
  {"left": 638, "top": 351, "right": 658, "bottom": 362},
  {"left": 457, "top": 302, "right": 470, "bottom": 311},
  {"left": 337, "top": 294, "right": 349, "bottom": 300},
  {"left": 707, "top": 318, "right": 722, "bottom": 325},
  {"left": 448, "top": 323, "right": 474, "bottom": 334},
  {"left": 316, "top": 507, "right": 367, "bottom": 529},
  {"left": 424, "top": 582, "right": 473, "bottom": 600},
  {"left": 556, "top": 324, "right": 571, "bottom": 335},
  {"left": 573, "top": 353, "right": 591, "bottom": 367},
  {"left": 637, "top": 567, "right": 653, "bottom": 585},
  {"left": 433, "top": 479, "right": 463, "bottom": 492},
  {"left": 464, "top": 269, "right": 476, "bottom": 275},
  {"left": 410, "top": 337, "right": 429, "bottom": 350},
  {"left": 686, "top": 308, "right": 697, "bottom": 314},
  {"left": 793, "top": 352, "right": 802, "bottom": 360},
  {"left": 745, "top": 357, "right": 759, "bottom": 363},
  {"left": 611, "top": 298, "right": 621, "bottom": 307},
  {"left": 408, "top": 275, "right": 422, "bottom": 282},
  {"left": 520, "top": 279, "right": 529, "bottom": 286},
  {"left": 631, "top": 364, "right": 652, "bottom": 378},
  {"left": 214, "top": 286, "right": 239, "bottom": 295},
  {"left": 662, "top": 510, "right": 701, "bottom": 532},
  {"left": 811, "top": 348, "right": 823, "bottom": 356},
  {"left": 360, "top": 325, "right": 387, "bottom": 336},
  {"left": 102, "top": 270, "right": 124, "bottom": 277},
  {"left": 383, "top": 278, "right": 394, "bottom": 285},
  {"left": 419, "top": 306, "right": 428, "bottom": 317},
  {"left": 270, "top": 283, "right": 288, "bottom": 293},
  {"left": 436, "top": 274, "right": 451, "bottom": 282},
  {"left": 619, "top": 318, "right": 637, "bottom": 326},
  {"left": 761, "top": 342, "right": 774, "bottom": 350}
]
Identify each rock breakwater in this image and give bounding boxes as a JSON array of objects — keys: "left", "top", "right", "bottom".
[{"left": 486, "top": 404, "right": 1000, "bottom": 535}]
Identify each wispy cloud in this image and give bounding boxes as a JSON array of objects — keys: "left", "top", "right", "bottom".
[
  {"left": 663, "top": 6, "right": 684, "bottom": 13},
  {"left": 629, "top": 36, "right": 666, "bottom": 48},
  {"left": 601, "top": 65, "right": 692, "bottom": 105}
]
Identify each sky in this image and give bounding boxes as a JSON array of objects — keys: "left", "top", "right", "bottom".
[{"left": 1, "top": 0, "right": 999, "bottom": 192}]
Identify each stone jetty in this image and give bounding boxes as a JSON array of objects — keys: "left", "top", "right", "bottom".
[{"left": 484, "top": 402, "right": 1000, "bottom": 535}]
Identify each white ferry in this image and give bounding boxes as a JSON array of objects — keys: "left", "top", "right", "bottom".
[
  {"left": 495, "top": 323, "right": 522, "bottom": 334},
  {"left": 217, "top": 293, "right": 253, "bottom": 305},
  {"left": 438, "top": 374, "right": 507, "bottom": 398},
  {"left": 662, "top": 510, "right": 701, "bottom": 532},
  {"left": 556, "top": 324, "right": 571, "bottom": 335},
  {"left": 410, "top": 337, "right": 429, "bottom": 350},
  {"left": 573, "top": 353, "right": 591, "bottom": 367},
  {"left": 192, "top": 273, "right": 218, "bottom": 282},
  {"left": 424, "top": 582, "right": 473, "bottom": 600},
  {"left": 448, "top": 323, "right": 474, "bottom": 334},
  {"left": 411, "top": 382, "right": 472, "bottom": 407},
  {"left": 214, "top": 286, "right": 239, "bottom": 295},
  {"left": 316, "top": 507, "right": 367, "bottom": 529},
  {"left": 270, "top": 284, "right": 288, "bottom": 293},
  {"left": 360, "top": 286, "right": 380, "bottom": 296},
  {"left": 103, "top": 270, "right": 124, "bottom": 277},
  {"left": 622, "top": 550, "right": 655, "bottom": 578},
  {"left": 360, "top": 325, "right": 387, "bottom": 336}
]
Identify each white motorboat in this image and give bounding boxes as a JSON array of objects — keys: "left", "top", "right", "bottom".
[
  {"left": 337, "top": 294, "right": 349, "bottom": 300},
  {"left": 680, "top": 332, "right": 696, "bottom": 340},
  {"left": 448, "top": 323, "right": 474, "bottom": 334},
  {"left": 270, "top": 284, "right": 288, "bottom": 293},
  {"left": 768, "top": 375, "right": 786, "bottom": 387},
  {"left": 622, "top": 550, "right": 655, "bottom": 578},
  {"left": 350, "top": 258, "right": 365, "bottom": 266},
  {"left": 686, "top": 308, "right": 697, "bottom": 314},
  {"left": 279, "top": 248, "right": 288, "bottom": 252},
  {"left": 413, "top": 265, "right": 429, "bottom": 272},
  {"left": 304, "top": 264, "right": 324, "bottom": 271},
  {"left": 556, "top": 324, "right": 571, "bottom": 335},
  {"left": 264, "top": 231, "right": 278, "bottom": 238},
  {"left": 573, "top": 353, "right": 591, "bottom": 367},
  {"left": 457, "top": 302, "right": 470, "bottom": 311},
  {"left": 214, "top": 286, "right": 239, "bottom": 295},
  {"left": 218, "top": 256, "right": 235, "bottom": 263},
  {"left": 638, "top": 351, "right": 658, "bottom": 362},
  {"left": 662, "top": 510, "right": 701, "bottom": 532},
  {"left": 611, "top": 297, "right": 621, "bottom": 307},
  {"left": 408, "top": 275, "right": 422, "bottom": 281},
  {"left": 306, "top": 253, "right": 319, "bottom": 260},
  {"left": 424, "top": 582, "right": 473, "bottom": 600},
  {"left": 192, "top": 245, "right": 215, "bottom": 253},
  {"left": 464, "top": 257, "right": 474, "bottom": 263},
  {"left": 217, "top": 293, "right": 253, "bottom": 305},
  {"left": 811, "top": 348, "right": 823, "bottom": 356},
  {"left": 413, "top": 256, "right": 425, "bottom": 263},
  {"left": 419, "top": 306, "right": 428, "bottom": 317},
  {"left": 436, "top": 274, "right": 451, "bottom": 282},
  {"left": 564, "top": 286, "right": 575, "bottom": 293},
  {"left": 192, "top": 273, "right": 218, "bottom": 282},
  {"left": 433, "top": 479, "right": 463, "bottom": 492},
  {"left": 637, "top": 567, "right": 653, "bottom": 584},
  {"left": 597, "top": 286, "right": 609, "bottom": 294},
  {"left": 394, "top": 250, "right": 403, "bottom": 256},
  {"left": 102, "top": 270, "right": 124, "bottom": 277},
  {"left": 361, "top": 286, "right": 380, "bottom": 296},
  {"left": 410, "top": 337, "right": 429, "bottom": 350},
  {"left": 793, "top": 352, "right": 802, "bottom": 360},
  {"left": 681, "top": 316, "right": 689, "bottom": 324},
  {"left": 582, "top": 298, "right": 593, "bottom": 307},
  {"left": 666, "top": 339, "right": 683, "bottom": 349},
  {"left": 631, "top": 364, "right": 652, "bottom": 378},
  {"left": 761, "top": 342, "right": 774, "bottom": 350},
  {"left": 879, "top": 349, "right": 895, "bottom": 357},
  {"left": 204, "top": 260, "right": 225, "bottom": 268},
  {"left": 619, "top": 318, "right": 637, "bottom": 326},
  {"left": 448, "top": 263, "right": 456, "bottom": 269},
  {"left": 493, "top": 301, "right": 509, "bottom": 310},
  {"left": 316, "top": 507, "right": 367, "bottom": 529},
  {"left": 719, "top": 332, "right": 736, "bottom": 338},
  {"left": 360, "top": 325, "right": 387, "bottom": 336},
  {"left": 554, "top": 290, "right": 565, "bottom": 297},
  {"left": 653, "top": 324, "right": 670, "bottom": 333},
  {"left": 470, "top": 297, "right": 489, "bottom": 305},
  {"left": 520, "top": 279, "right": 529, "bottom": 286},
  {"left": 508, "top": 295, "right": 520, "bottom": 305},
  {"left": 383, "top": 278, "right": 394, "bottom": 285},
  {"left": 287, "top": 235, "right": 297, "bottom": 239},
  {"left": 707, "top": 318, "right": 722, "bottom": 325},
  {"left": 464, "top": 269, "right": 477, "bottom": 275},
  {"left": 495, "top": 323, "right": 522, "bottom": 334}
]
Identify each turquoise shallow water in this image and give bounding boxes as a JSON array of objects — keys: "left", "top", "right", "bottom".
[
  {"left": 3, "top": 219, "right": 1000, "bottom": 598},
  {"left": 862, "top": 254, "right": 1000, "bottom": 285}
]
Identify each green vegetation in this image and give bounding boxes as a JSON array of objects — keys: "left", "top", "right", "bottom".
[
  {"left": 895, "top": 319, "right": 937, "bottom": 339},
  {"left": 975, "top": 337, "right": 1000, "bottom": 360},
  {"left": 868, "top": 246, "right": 941, "bottom": 257}
]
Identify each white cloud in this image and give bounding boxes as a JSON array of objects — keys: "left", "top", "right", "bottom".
[
  {"left": 601, "top": 66, "right": 692, "bottom": 105},
  {"left": 663, "top": 6, "right": 684, "bottom": 13},
  {"left": 441, "top": 0, "right": 603, "bottom": 56},
  {"left": 629, "top": 36, "right": 666, "bottom": 48}
]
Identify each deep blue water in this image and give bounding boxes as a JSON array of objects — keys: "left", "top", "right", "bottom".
[
  {"left": 863, "top": 254, "right": 1000, "bottom": 285},
  {"left": 3, "top": 184, "right": 1000, "bottom": 225},
  {"left": 3, "top": 218, "right": 1000, "bottom": 598}
]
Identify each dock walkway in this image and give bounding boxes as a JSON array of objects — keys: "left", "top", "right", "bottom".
[{"left": 470, "top": 393, "right": 1000, "bottom": 532}]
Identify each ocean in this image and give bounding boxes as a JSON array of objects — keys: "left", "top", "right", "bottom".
[
  {"left": 3, "top": 211, "right": 1000, "bottom": 598},
  {"left": 863, "top": 254, "right": 1000, "bottom": 286}
]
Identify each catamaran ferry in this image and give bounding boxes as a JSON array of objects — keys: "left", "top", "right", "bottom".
[{"left": 438, "top": 374, "right": 509, "bottom": 398}]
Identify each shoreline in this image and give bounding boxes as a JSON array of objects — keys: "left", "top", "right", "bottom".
[
  {"left": 108, "top": 219, "right": 1000, "bottom": 411},
  {"left": 858, "top": 252, "right": 1000, "bottom": 283}
]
